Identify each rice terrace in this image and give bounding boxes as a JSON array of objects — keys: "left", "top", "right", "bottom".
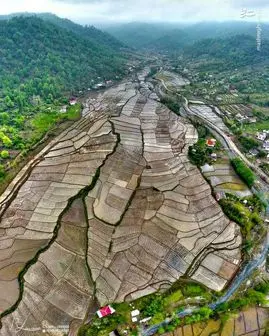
[{"left": 0, "top": 67, "right": 248, "bottom": 335}]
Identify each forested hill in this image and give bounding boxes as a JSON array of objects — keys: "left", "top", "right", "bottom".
[
  {"left": 38, "top": 13, "right": 125, "bottom": 50},
  {"left": 102, "top": 22, "right": 184, "bottom": 49},
  {"left": 0, "top": 16, "right": 127, "bottom": 100},
  {"left": 183, "top": 34, "right": 269, "bottom": 69},
  {"left": 0, "top": 13, "right": 125, "bottom": 50},
  {"left": 0, "top": 15, "right": 128, "bottom": 171},
  {"left": 104, "top": 21, "right": 269, "bottom": 52}
]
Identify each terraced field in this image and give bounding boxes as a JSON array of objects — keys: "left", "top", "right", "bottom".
[
  {"left": 0, "top": 79, "right": 242, "bottom": 335},
  {"left": 201, "top": 159, "right": 252, "bottom": 198},
  {"left": 189, "top": 105, "right": 229, "bottom": 133},
  {"left": 156, "top": 71, "right": 190, "bottom": 91},
  {"left": 160, "top": 307, "right": 268, "bottom": 336}
]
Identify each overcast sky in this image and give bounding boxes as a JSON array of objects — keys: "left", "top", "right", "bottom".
[{"left": 0, "top": 0, "right": 268, "bottom": 24}]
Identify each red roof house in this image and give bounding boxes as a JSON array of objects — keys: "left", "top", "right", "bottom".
[
  {"left": 96, "top": 305, "right": 115, "bottom": 318},
  {"left": 206, "top": 138, "right": 217, "bottom": 147},
  {"left": 69, "top": 98, "right": 77, "bottom": 106}
]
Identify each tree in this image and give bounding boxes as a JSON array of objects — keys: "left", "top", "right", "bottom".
[
  {"left": 0, "top": 132, "right": 12, "bottom": 148},
  {"left": 0, "top": 112, "right": 9, "bottom": 124},
  {"left": 0, "top": 150, "right": 9, "bottom": 159},
  {"left": 231, "top": 158, "right": 256, "bottom": 187},
  {"left": 0, "top": 164, "right": 6, "bottom": 178}
]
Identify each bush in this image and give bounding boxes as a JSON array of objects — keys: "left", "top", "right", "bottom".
[
  {"left": 238, "top": 136, "right": 259, "bottom": 152},
  {"left": 0, "top": 164, "right": 6, "bottom": 179},
  {"left": 183, "top": 284, "right": 205, "bottom": 297},
  {"left": 143, "top": 295, "right": 164, "bottom": 317},
  {"left": 231, "top": 158, "right": 256, "bottom": 187},
  {"left": 216, "top": 285, "right": 268, "bottom": 315},
  {"left": 157, "top": 326, "right": 165, "bottom": 335},
  {"left": 219, "top": 196, "right": 264, "bottom": 244},
  {"left": 160, "top": 97, "right": 181, "bottom": 114},
  {"left": 188, "top": 142, "right": 208, "bottom": 167},
  {"left": 0, "top": 150, "right": 9, "bottom": 159}
]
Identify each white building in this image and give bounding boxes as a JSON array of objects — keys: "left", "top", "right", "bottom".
[{"left": 257, "top": 132, "right": 267, "bottom": 141}]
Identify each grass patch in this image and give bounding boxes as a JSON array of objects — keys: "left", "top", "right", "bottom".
[
  {"left": 155, "top": 72, "right": 173, "bottom": 82},
  {"left": 219, "top": 194, "right": 265, "bottom": 254},
  {"left": 29, "top": 103, "right": 81, "bottom": 144},
  {"left": 243, "top": 120, "right": 269, "bottom": 133},
  {"left": 219, "top": 182, "right": 246, "bottom": 191},
  {"left": 231, "top": 158, "right": 256, "bottom": 188}
]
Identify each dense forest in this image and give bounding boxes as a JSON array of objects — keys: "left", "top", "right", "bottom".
[
  {"left": 0, "top": 12, "right": 125, "bottom": 51},
  {"left": 104, "top": 21, "right": 269, "bottom": 51},
  {"left": 101, "top": 22, "right": 185, "bottom": 49},
  {"left": 182, "top": 34, "right": 269, "bottom": 69},
  {"left": 0, "top": 15, "right": 128, "bottom": 180}
]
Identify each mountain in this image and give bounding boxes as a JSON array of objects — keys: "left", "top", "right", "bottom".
[
  {"left": 104, "top": 21, "right": 269, "bottom": 52},
  {"left": 149, "top": 22, "right": 269, "bottom": 52},
  {"left": 0, "top": 16, "right": 127, "bottom": 102},
  {"left": 102, "top": 22, "right": 186, "bottom": 49},
  {"left": 183, "top": 34, "right": 269, "bottom": 69},
  {"left": 0, "top": 15, "right": 129, "bottom": 155},
  {"left": 0, "top": 12, "right": 125, "bottom": 51},
  {"left": 39, "top": 13, "right": 125, "bottom": 50}
]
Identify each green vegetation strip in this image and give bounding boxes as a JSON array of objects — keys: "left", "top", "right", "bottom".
[
  {"left": 219, "top": 194, "right": 265, "bottom": 254},
  {"left": 78, "top": 282, "right": 212, "bottom": 336},
  {"left": 78, "top": 277, "right": 269, "bottom": 336},
  {"left": 0, "top": 104, "right": 82, "bottom": 190},
  {"left": 231, "top": 158, "right": 256, "bottom": 188}
]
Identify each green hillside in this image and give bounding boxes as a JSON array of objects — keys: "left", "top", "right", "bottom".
[
  {"left": 103, "top": 22, "right": 185, "bottom": 48},
  {"left": 0, "top": 12, "right": 125, "bottom": 50},
  {"left": 0, "top": 15, "right": 128, "bottom": 177},
  {"left": 104, "top": 21, "right": 269, "bottom": 52},
  {"left": 183, "top": 34, "right": 269, "bottom": 69}
]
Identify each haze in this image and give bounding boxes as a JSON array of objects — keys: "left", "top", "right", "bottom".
[{"left": 0, "top": 0, "right": 268, "bottom": 24}]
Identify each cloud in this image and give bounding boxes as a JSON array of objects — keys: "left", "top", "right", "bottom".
[
  {"left": 233, "top": 0, "right": 269, "bottom": 8},
  {"left": 0, "top": 0, "right": 269, "bottom": 23}
]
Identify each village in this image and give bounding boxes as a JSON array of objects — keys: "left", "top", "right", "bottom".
[{"left": 157, "top": 59, "right": 269, "bottom": 179}]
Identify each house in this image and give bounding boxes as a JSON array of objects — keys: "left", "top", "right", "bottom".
[
  {"left": 201, "top": 163, "right": 215, "bottom": 173},
  {"left": 109, "top": 331, "right": 121, "bottom": 336},
  {"left": 131, "top": 309, "right": 140, "bottom": 323},
  {"left": 211, "top": 153, "right": 217, "bottom": 160},
  {"left": 69, "top": 98, "right": 77, "bottom": 106},
  {"left": 96, "top": 305, "right": 115, "bottom": 318},
  {"left": 206, "top": 138, "right": 217, "bottom": 147},
  {"left": 263, "top": 140, "right": 269, "bottom": 151},
  {"left": 60, "top": 105, "right": 67, "bottom": 113},
  {"left": 215, "top": 191, "right": 226, "bottom": 201},
  {"left": 248, "top": 117, "right": 257, "bottom": 123},
  {"left": 235, "top": 113, "right": 247, "bottom": 122},
  {"left": 257, "top": 132, "right": 267, "bottom": 141},
  {"left": 140, "top": 317, "right": 152, "bottom": 324},
  {"left": 249, "top": 149, "right": 259, "bottom": 156}
]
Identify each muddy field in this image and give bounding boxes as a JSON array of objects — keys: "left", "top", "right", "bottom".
[{"left": 0, "top": 75, "right": 242, "bottom": 335}]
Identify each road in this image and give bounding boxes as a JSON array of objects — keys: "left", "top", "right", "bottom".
[
  {"left": 157, "top": 75, "right": 269, "bottom": 188},
  {"left": 183, "top": 97, "right": 269, "bottom": 185}
]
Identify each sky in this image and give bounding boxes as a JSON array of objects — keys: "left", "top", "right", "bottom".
[{"left": 0, "top": 0, "right": 268, "bottom": 24}]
